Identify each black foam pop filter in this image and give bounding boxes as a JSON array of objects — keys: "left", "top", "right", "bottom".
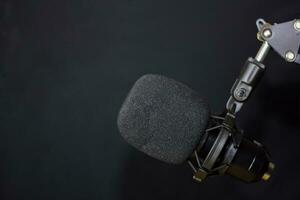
[{"left": 117, "top": 74, "right": 210, "bottom": 164}]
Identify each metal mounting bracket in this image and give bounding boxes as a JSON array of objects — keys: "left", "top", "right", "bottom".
[{"left": 257, "top": 18, "right": 300, "bottom": 63}]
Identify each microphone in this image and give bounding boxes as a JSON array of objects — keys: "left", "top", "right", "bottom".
[
  {"left": 117, "top": 74, "right": 274, "bottom": 183},
  {"left": 117, "top": 17, "right": 300, "bottom": 184}
]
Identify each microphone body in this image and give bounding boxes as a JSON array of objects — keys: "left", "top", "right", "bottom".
[
  {"left": 190, "top": 117, "right": 273, "bottom": 183},
  {"left": 118, "top": 74, "right": 273, "bottom": 183}
]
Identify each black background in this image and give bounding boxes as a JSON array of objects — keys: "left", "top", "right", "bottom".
[{"left": 1, "top": 0, "right": 300, "bottom": 199}]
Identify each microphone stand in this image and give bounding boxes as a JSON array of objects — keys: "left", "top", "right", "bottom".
[{"left": 188, "top": 18, "right": 300, "bottom": 183}]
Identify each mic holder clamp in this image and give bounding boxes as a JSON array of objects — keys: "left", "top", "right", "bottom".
[
  {"left": 188, "top": 112, "right": 273, "bottom": 183},
  {"left": 225, "top": 56, "right": 266, "bottom": 115},
  {"left": 188, "top": 115, "right": 242, "bottom": 183}
]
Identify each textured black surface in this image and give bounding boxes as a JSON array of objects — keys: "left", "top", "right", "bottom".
[
  {"left": 1, "top": 0, "right": 300, "bottom": 200},
  {"left": 118, "top": 74, "right": 210, "bottom": 164}
]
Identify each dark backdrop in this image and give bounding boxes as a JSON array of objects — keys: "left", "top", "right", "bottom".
[{"left": 1, "top": 0, "right": 300, "bottom": 199}]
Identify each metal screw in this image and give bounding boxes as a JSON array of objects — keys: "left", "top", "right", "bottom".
[
  {"left": 237, "top": 89, "right": 246, "bottom": 97},
  {"left": 262, "top": 162, "right": 275, "bottom": 181},
  {"left": 236, "top": 88, "right": 246, "bottom": 98},
  {"left": 285, "top": 50, "right": 296, "bottom": 62},
  {"left": 234, "top": 88, "right": 247, "bottom": 101},
  {"left": 193, "top": 176, "right": 202, "bottom": 183},
  {"left": 262, "top": 172, "right": 271, "bottom": 181},
  {"left": 262, "top": 28, "right": 272, "bottom": 38},
  {"left": 294, "top": 19, "right": 300, "bottom": 31}
]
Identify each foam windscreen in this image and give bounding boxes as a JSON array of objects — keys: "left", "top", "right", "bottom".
[{"left": 117, "top": 74, "right": 210, "bottom": 164}]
